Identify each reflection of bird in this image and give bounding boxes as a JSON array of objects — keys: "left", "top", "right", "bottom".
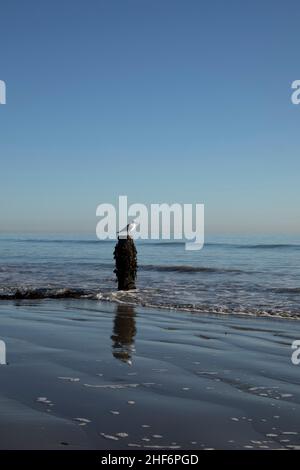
[{"left": 117, "top": 221, "right": 137, "bottom": 238}]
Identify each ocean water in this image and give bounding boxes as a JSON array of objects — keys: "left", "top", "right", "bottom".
[{"left": 0, "top": 234, "right": 299, "bottom": 319}]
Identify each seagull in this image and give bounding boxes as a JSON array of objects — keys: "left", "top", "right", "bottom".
[{"left": 117, "top": 220, "right": 137, "bottom": 238}]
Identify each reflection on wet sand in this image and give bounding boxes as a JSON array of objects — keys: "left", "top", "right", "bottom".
[{"left": 111, "top": 305, "right": 136, "bottom": 365}]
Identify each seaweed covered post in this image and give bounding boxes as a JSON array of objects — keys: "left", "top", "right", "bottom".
[{"left": 114, "top": 236, "right": 137, "bottom": 290}]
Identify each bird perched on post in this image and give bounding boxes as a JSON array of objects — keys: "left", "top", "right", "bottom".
[{"left": 117, "top": 220, "right": 137, "bottom": 238}]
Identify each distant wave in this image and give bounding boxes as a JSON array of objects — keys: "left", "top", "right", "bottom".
[
  {"left": 6, "top": 239, "right": 107, "bottom": 245},
  {"left": 271, "top": 287, "right": 300, "bottom": 294},
  {"left": 140, "top": 241, "right": 185, "bottom": 246},
  {"left": 147, "top": 242, "right": 300, "bottom": 250},
  {"left": 1, "top": 238, "right": 299, "bottom": 250},
  {"left": 205, "top": 243, "right": 300, "bottom": 250},
  {"left": 141, "top": 264, "right": 245, "bottom": 274},
  {"left": 0, "top": 261, "right": 245, "bottom": 274}
]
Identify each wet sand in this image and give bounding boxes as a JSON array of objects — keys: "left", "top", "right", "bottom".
[{"left": 0, "top": 299, "right": 299, "bottom": 450}]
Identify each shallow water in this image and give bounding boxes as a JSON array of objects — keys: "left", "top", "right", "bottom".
[
  {"left": 0, "top": 300, "right": 300, "bottom": 449},
  {"left": 0, "top": 234, "right": 300, "bottom": 318}
]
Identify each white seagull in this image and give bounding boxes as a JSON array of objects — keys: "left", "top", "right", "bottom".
[{"left": 117, "top": 220, "right": 137, "bottom": 238}]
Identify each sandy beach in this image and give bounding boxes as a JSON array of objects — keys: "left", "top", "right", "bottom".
[{"left": 0, "top": 299, "right": 299, "bottom": 450}]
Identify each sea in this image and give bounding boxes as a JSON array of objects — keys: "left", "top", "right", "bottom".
[{"left": 0, "top": 233, "right": 299, "bottom": 319}]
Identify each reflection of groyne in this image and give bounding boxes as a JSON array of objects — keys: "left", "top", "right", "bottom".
[
  {"left": 111, "top": 305, "right": 136, "bottom": 365},
  {"left": 0, "top": 340, "right": 6, "bottom": 365},
  {"left": 114, "top": 236, "right": 137, "bottom": 290}
]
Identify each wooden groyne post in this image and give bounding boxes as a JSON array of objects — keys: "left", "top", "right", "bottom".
[{"left": 113, "top": 236, "right": 137, "bottom": 290}]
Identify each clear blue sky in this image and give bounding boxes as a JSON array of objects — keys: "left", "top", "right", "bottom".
[{"left": 0, "top": 0, "right": 299, "bottom": 234}]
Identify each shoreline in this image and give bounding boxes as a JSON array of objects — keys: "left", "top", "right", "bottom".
[{"left": 0, "top": 294, "right": 299, "bottom": 321}]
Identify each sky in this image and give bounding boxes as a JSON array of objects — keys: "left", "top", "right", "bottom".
[{"left": 0, "top": 0, "right": 299, "bottom": 235}]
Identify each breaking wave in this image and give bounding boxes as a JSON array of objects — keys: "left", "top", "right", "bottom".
[
  {"left": 0, "top": 287, "right": 95, "bottom": 300},
  {"left": 0, "top": 286, "right": 299, "bottom": 320}
]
